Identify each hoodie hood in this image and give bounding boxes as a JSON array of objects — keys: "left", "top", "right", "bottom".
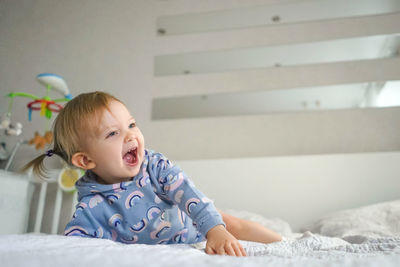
[{"left": 75, "top": 166, "right": 146, "bottom": 202}]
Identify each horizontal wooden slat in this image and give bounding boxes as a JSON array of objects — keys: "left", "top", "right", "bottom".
[
  {"left": 156, "top": 0, "right": 286, "bottom": 16},
  {"left": 155, "top": 34, "right": 400, "bottom": 76},
  {"left": 151, "top": 57, "right": 400, "bottom": 98},
  {"left": 147, "top": 106, "right": 400, "bottom": 160},
  {"left": 156, "top": 0, "right": 400, "bottom": 34},
  {"left": 154, "top": 12, "right": 400, "bottom": 55}
]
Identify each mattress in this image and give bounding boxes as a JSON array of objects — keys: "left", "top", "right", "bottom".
[{"left": 1, "top": 200, "right": 399, "bottom": 267}]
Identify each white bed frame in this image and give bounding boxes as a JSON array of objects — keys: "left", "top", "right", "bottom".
[
  {"left": 1, "top": 151, "right": 399, "bottom": 234},
  {"left": 29, "top": 169, "right": 78, "bottom": 234}
]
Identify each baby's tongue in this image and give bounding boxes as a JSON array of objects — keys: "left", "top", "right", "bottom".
[{"left": 123, "top": 152, "right": 135, "bottom": 164}]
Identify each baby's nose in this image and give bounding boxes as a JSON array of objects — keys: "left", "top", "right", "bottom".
[{"left": 124, "top": 134, "right": 133, "bottom": 143}]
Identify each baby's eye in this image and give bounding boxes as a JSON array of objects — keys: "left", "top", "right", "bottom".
[
  {"left": 129, "top": 122, "right": 136, "bottom": 128},
  {"left": 106, "top": 131, "right": 118, "bottom": 138}
]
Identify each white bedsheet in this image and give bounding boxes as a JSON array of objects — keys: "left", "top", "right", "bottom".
[{"left": 1, "top": 232, "right": 399, "bottom": 267}]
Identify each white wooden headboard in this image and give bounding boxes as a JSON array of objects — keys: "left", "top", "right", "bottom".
[{"left": 176, "top": 151, "right": 400, "bottom": 231}]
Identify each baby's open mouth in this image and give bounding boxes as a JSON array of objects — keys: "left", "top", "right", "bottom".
[{"left": 123, "top": 147, "right": 138, "bottom": 166}]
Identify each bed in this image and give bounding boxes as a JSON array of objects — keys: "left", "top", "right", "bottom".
[
  {"left": 1, "top": 152, "right": 399, "bottom": 266},
  {"left": 1, "top": 200, "right": 400, "bottom": 267}
]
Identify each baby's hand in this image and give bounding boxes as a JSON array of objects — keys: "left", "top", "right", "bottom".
[{"left": 205, "top": 225, "right": 247, "bottom": 257}]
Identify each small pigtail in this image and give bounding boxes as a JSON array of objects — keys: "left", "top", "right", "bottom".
[
  {"left": 21, "top": 153, "right": 48, "bottom": 179},
  {"left": 21, "top": 149, "right": 64, "bottom": 179}
]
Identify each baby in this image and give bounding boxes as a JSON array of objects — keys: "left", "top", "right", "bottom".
[{"left": 24, "top": 91, "right": 281, "bottom": 256}]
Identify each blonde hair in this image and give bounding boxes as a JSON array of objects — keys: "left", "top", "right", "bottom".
[{"left": 23, "top": 91, "right": 121, "bottom": 178}]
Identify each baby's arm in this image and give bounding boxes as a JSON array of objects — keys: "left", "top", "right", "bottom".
[
  {"left": 64, "top": 206, "right": 107, "bottom": 239},
  {"left": 219, "top": 210, "right": 282, "bottom": 244}
]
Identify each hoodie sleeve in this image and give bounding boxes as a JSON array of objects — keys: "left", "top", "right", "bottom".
[
  {"left": 64, "top": 202, "right": 110, "bottom": 239},
  {"left": 147, "top": 151, "right": 225, "bottom": 237}
]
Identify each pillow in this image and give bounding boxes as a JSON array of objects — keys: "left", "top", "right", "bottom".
[
  {"left": 224, "top": 209, "right": 292, "bottom": 237},
  {"left": 302, "top": 200, "right": 400, "bottom": 241}
]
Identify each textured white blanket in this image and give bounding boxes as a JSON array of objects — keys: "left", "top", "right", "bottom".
[
  {"left": 2, "top": 200, "right": 400, "bottom": 267},
  {"left": 0, "top": 232, "right": 399, "bottom": 267}
]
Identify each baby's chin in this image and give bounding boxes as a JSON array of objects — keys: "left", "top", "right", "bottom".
[{"left": 127, "top": 165, "right": 141, "bottom": 178}]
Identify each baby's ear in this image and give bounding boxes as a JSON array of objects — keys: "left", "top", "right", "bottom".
[{"left": 71, "top": 152, "right": 96, "bottom": 170}]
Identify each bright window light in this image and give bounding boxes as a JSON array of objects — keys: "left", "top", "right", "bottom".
[{"left": 376, "top": 81, "right": 400, "bottom": 107}]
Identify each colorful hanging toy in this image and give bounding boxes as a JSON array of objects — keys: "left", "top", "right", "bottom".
[{"left": 2, "top": 73, "right": 72, "bottom": 150}]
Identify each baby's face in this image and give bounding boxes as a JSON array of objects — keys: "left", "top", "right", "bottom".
[{"left": 84, "top": 100, "right": 145, "bottom": 184}]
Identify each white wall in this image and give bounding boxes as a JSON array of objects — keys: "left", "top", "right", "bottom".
[
  {"left": 176, "top": 152, "right": 400, "bottom": 231},
  {"left": 0, "top": 0, "right": 156, "bottom": 170}
]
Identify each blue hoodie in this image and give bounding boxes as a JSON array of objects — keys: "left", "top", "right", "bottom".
[{"left": 64, "top": 149, "right": 224, "bottom": 244}]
